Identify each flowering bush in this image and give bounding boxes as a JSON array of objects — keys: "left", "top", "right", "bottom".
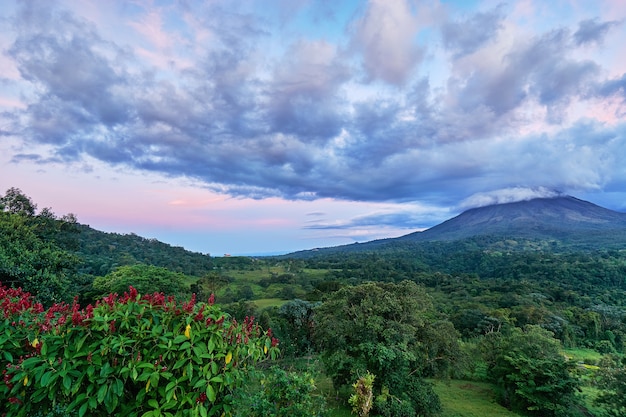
[{"left": 0, "top": 285, "right": 279, "bottom": 417}]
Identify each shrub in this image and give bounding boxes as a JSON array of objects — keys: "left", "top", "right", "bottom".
[
  {"left": 0, "top": 285, "right": 279, "bottom": 417},
  {"left": 232, "top": 365, "right": 327, "bottom": 417}
]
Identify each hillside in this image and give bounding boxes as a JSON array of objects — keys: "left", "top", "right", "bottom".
[
  {"left": 289, "top": 196, "right": 626, "bottom": 257},
  {"left": 75, "top": 224, "right": 214, "bottom": 277}
]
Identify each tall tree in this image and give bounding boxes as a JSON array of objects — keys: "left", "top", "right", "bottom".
[
  {"left": 0, "top": 188, "right": 79, "bottom": 305},
  {"left": 0, "top": 187, "right": 37, "bottom": 216},
  {"left": 483, "top": 325, "right": 581, "bottom": 417},
  {"left": 315, "top": 281, "right": 461, "bottom": 417}
]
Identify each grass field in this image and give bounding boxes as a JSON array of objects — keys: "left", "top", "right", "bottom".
[
  {"left": 563, "top": 347, "right": 604, "bottom": 364},
  {"left": 323, "top": 378, "right": 524, "bottom": 417},
  {"left": 253, "top": 298, "right": 286, "bottom": 309},
  {"left": 431, "top": 380, "right": 523, "bottom": 417}
]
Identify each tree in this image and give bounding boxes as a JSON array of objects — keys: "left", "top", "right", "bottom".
[
  {"left": 315, "top": 281, "right": 460, "bottom": 417},
  {"left": 483, "top": 325, "right": 581, "bottom": 417},
  {"left": 0, "top": 208, "right": 78, "bottom": 306},
  {"left": 0, "top": 187, "right": 37, "bottom": 216},
  {"left": 275, "top": 299, "right": 319, "bottom": 357},
  {"left": 92, "top": 264, "right": 190, "bottom": 300},
  {"left": 594, "top": 354, "right": 626, "bottom": 417}
]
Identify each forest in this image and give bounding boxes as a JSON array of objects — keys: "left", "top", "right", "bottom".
[{"left": 1, "top": 187, "right": 625, "bottom": 417}]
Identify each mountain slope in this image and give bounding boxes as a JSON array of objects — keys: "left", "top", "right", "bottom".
[
  {"left": 400, "top": 196, "right": 626, "bottom": 242},
  {"left": 288, "top": 196, "right": 626, "bottom": 257}
]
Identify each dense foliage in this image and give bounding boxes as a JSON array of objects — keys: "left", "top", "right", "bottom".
[
  {"left": 315, "top": 281, "right": 461, "bottom": 417},
  {"left": 91, "top": 264, "right": 192, "bottom": 302},
  {"left": 0, "top": 285, "right": 278, "bottom": 417},
  {"left": 3, "top": 188, "right": 626, "bottom": 416},
  {"left": 232, "top": 366, "right": 326, "bottom": 417},
  {"left": 479, "top": 326, "right": 581, "bottom": 416},
  {"left": 0, "top": 188, "right": 80, "bottom": 306}
]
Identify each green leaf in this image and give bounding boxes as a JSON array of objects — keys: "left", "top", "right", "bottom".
[
  {"left": 40, "top": 371, "right": 53, "bottom": 387},
  {"left": 206, "top": 383, "right": 216, "bottom": 403},
  {"left": 63, "top": 374, "right": 72, "bottom": 392},
  {"left": 148, "top": 399, "right": 159, "bottom": 409},
  {"left": 79, "top": 402, "right": 89, "bottom": 417},
  {"left": 193, "top": 378, "right": 207, "bottom": 389},
  {"left": 97, "top": 384, "right": 108, "bottom": 403},
  {"left": 173, "top": 358, "right": 187, "bottom": 370}
]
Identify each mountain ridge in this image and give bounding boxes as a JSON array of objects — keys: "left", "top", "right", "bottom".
[{"left": 287, "top": 195, "right": 626, "bottom": 257}]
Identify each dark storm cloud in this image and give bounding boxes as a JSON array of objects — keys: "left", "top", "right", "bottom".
[
  {"left": 4, "top": 1, "right": 626, "bottom": 208},
  {"left": 574, "top": 18, "right": 621, "bottom": 46},
  {"left": 442, "top": 5, "right": 505, "bottom": 57}
]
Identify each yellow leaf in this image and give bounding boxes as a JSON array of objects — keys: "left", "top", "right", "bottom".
[
  {"left": 184, "top": 324, "right": 191, "bottom": 339},
  {"left": 225, "top": 351, "right": 232, "bottom": 365},
  {"left": 23, "top": 376, "right": 28, "bottom": 386},
  {"left": 31, "top": 338, "right": 39, "bottom": 348},
  {"left": 264, "top": 345, "right": 268, "bottom": 354},
  {"left": 145, "top": 379, "right": 151, "bottom": 392}
]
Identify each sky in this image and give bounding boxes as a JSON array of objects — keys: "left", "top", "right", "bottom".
[{"left": 1, "top": 0, "right": 626, "bottom": 256}]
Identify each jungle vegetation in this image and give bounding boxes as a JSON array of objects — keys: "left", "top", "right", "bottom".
[{"left": 1, "top": 187, "right": 625, "bottom": 417}]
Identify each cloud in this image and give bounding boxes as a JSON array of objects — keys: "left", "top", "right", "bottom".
[
  {"left": 574, "top": 18, "right": 621, "bottom": 46},
  {"left": 304, "top": 211, "right": 437, "bottom": 230},
  {"left": 266, "top": 39, "right": 350, "bottom": 140},
  {"left": 442, "top": 5, "right": 505, "bottom": 58},
  {"left": 2, "top": 0, "right": 626, "bottom": 213},
  {"left": 595, "top": 73, "right": 626, "bottom": 102},
  {"left": 460, "top": 187, "right": 565, "bottom": 210},
  {"left": 350, "top": 0, "right": 423, "bottom": 85}
]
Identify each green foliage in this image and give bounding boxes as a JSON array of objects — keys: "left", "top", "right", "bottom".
[
  {"left": 274, "top": 299, "right": 319, "bottom": 357},
  {"left": 0, "top": 187, "right": 37, "bottom": 216},
  {"left": 594, "top": 354, "right": 626, "bottom": 417},
  {"left": 482, "top": 326, "right": 581, "bottom": 417},
  {"left": 0, "top": 284, "right": 278, "bottom": 417},
  {"left": 349, "top": 371, "right": 375, "bottom": 417},
  {"left": 91, "top": 264, "right": 191, "bottom": 301},
  {"left": 75, "top": 225, "right": 214, "bottom": 278},
  {"left": 374, "top": 378, "right": 441, "bottom": 417},
  {"left": 315, "top": 281, "right": 456, "bottom": 417},
  {"left": 232, "top": 366, "right": 327, "bottom": 417},
  {"left": 0, "top": 190, "right": 79, "bottom": 306}
]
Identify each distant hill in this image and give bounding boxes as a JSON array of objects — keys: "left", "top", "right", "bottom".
[
  {"left": 75, "top": 224, "right": 214, "bottom": 277},
  {"left": 288, "top": 196, "right": 626, "bottom": 257}
]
